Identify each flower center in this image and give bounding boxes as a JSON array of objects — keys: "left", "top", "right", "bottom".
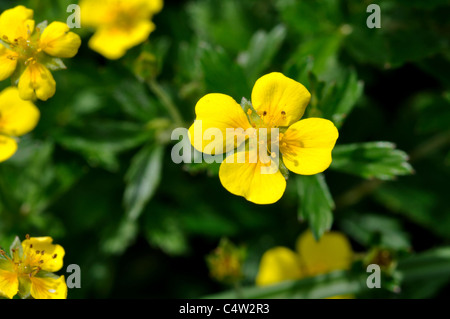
[{"left": 2, "top": 32, "right": 42, "bottom": 66}]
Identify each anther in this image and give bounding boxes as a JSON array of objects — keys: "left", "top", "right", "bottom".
[
  {"left": 41, "top": 250, "right": 45, "bottom": 255},
  {"left": 26, "top": 234, "right": 30, "bottom": 240},
  {"left": 53, "top": 254, "right": 57, "bottom": 259},
  {"left": 263, "top": 111, "right": 267, "bottom": 116},
  {"left": 30, "top": 244, "right": 33, "bottom": 248},
  {"left": 36, "top": 250, "right": 40, "bottom": 254}
]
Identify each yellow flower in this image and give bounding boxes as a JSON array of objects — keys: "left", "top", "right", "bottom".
[
  {"left": 188, "top": 72, "right": 339, "bottom": 204},
  {"left": 0, "top": 5, "right": 81, "bottom": 101},
  {"left": 80, "top": 0, "right": 163, "bottom": 60},
  {"left": 255, "top": 230, "right": 353, "bottom": 298},
  {"left": 0, "top": 87, "right": 40, "bottom": 162},
  {"left": 0, "top": 236, "right": 67, "bottom": 299}
]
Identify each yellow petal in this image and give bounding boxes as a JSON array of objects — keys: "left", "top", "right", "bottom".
[
  {"left": 88, "top": 21, "right": 155, "bottom": 60},
  {"left": 22, "top": 237, "right": 65, "bottom": 273},
  {"left": 0, "top": 46, "right": 18, "bottom": 81},
  {"left": 256, "top": 247, "right": 303, "bottom": 286},
  {"left": 18, "top": 63, "right": 56, "bottom": 101},
  {"left": 188, "top": 94, "right": 252, "bottom": 155},
  {"left": 219, "top": 151, "right": 286, "bottom": 204},
  {"left": 281, "top": 118, "right": 338, "bottom": 175},
  {"left": 30, "top": 275, "right": 67, "bottom": 299},
  {"left": 251, "top": 72, "right": 311, "bottom": 127},
  {"left": 39, "top": 22, "right": 81, "bottom": 58},
  {"left": 0, "top": 268, "right": 19, "bottom": 299},
  {"left": 0, "top": 135, "right": 18, "bottom": 163},
  {"left": 0, "top": 5, "right": 34, "bottom": 41},
  {"left": 79, "top": 0, "right": 116, "bottom": 27},
  {"left": 0, "top": 87, "right": 40, "bottom": 137},
  {"left": 296, "top": 230, "right": 353, "bottom": 276},
  {"left": 146, "top": 0, "right": 164, "bottom": 14}
]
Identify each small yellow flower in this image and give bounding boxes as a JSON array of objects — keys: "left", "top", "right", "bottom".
[
  {"left": 80, "top": 0, "right": 163, "bottom": 60},
  {"left": 0, "top": 87, "right": 40, "bottom": 162},
  {"left": 256, "top": 230, "right": 353, "bottom": 293},
  {"left": 0, "top": 236, "right": 67, "bottom": 299},
  {"left": 188, "top": 72, "right": 339, "bottom": 204},
  {"left": 0, "top": 5, "right": 81, "bottom": 101}
]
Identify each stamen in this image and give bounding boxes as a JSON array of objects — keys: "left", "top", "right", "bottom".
[
  {"left": 41, "top": 250, "right": 45, "bottom": 255},
  {"left": 36, "top": 250, "right": 40, "bottom": 254},
  {"left": 26, "top": 234, "right": 30, "bottom": 240},
  {"left": 53, "top": 254, "right": 57, "bottom": 259}
]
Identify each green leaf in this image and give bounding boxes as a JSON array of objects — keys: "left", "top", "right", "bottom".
[
  {"left": 144, "top": 214, "right": 189, "bottom": 256},
  {"left": 339, "top": 212, "right": 411, "bottom": 251},
  {"left": 296, "top": 174, "right": 334, "bottom": 240},
  {"left": 101, "top": 218, "right": 139, "bottom": 255},
  {"left": 198, "top": 43, "right": 250, "bottom": 100},
  {"left": 124, "top": 144, "right": 164, "bottom": 221},
  {"left": 238, "top": 25, "right": 287, "bottom": 84},
  {"left": 331, "top": 142, "right": 414, "bottom": 180},
  {"left": 311, "top": 69, "right": 364, "bottom": 128},
  {"left": 56, "top": 121, "right": 152, "bottom": 171},
  {"left": 113, "top": 80, "right": 158, "bottom": 122}
]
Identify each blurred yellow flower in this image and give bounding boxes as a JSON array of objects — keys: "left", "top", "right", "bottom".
[
  {"left": 0, "top": 5, "right": 81, "bottom": 101},
  {"left": 256, "top": 230, "right": 353, "bottom": 292},
  {"left": 0, "top": 236, "right": 67, "bottom": 299},
  {"left": 0, "top": 87, "right": 40, "bottom": 162},
  {"left": 188, "top": 72, "right": 339, "bottom": 204},
  {"left": 80, "top": 0, "right": 163, "bottom": 60}
]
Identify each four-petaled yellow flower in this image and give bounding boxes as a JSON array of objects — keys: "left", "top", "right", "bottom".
[
  {"left": 0, "top": 5, "right": 81, "bottom": 101},
  {"left": 80, "top": 0, "right": 163, "bottom": 60},
  {"left": 256, "top": 230, "right": 354, "bottom": 297},
  {"left": 189, "top": 72, "right": 339, "bottom": 204},
  {"left": 0, "top": 236, "right": 67, "bottom": 299},
  {"left": 0, "top": 87, "right": 40, "bottom": 162}
]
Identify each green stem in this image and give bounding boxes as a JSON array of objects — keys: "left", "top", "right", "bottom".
[{"left": 147, "top": 80, "right": 184, "bottom": 126}]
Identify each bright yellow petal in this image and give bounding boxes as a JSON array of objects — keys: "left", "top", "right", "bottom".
[
  {"left": 188, "top": 94, "right": 252, "bottom": 155},
  {"left": 79, "top": 0, "right": 115, "bottom": 27},
  {"left": 0, "top": 87, "right": 40, "bottom": 137},
  {"left": 30, "top": 275, "right": 67, "bottom": 299},
  {"left": 0, "top": 6, "right": 34, "bottom": 41},
  {"left": 39, "top": 22, "right": 81, "bottom": 58},
  {"left": 0, "top": 46, "right": 18, "bottom": 81},
  {"left": 0, "top": 135, "right": 18, "bottom": 163},
  {"left": 251, "top": 72, "right": 311, "bottom": 127},
  {"left": 256, "top": 247, "right": 303, "bottom": 286},
  {"left": 18, "top": 63, "right": 56, "bottom": 101},
  {"left": 0, "top": 268, "right": 19, "bottom": 299},
  {"left": 296, "top": 230, "right": 353, "bottom": 276},
  {"left": 22, "top": 237, "right": 65, "bottom": 273},
  {"left": 146, "top": 0, "right": 164, "bottom": 14},
  {"left": 281, "top": 118, "right": 338, "bottom": 175},
  {"left": 88, "top": 20, "right": 154, "bottom": 60},
  {"left": 219, "top": 151, "right": 286, "bottom": 204}
]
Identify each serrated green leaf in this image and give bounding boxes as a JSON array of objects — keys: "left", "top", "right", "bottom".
[
  {"left": 331, "top": 142, "right": 414, "bottom": 180},
  {"left": 124, "top": 144, "right": 164, "bottom": 220},
  {"left": 339, "top": 212, "right": 411, "bottom": 250},
  {"left": 238, "top": 25, "right": 287, "bottom": 84},
  {"left": 296, "top": 174, "right": 334, "bottom": 240},
  {"left": 312, "top": 69, "right": 364, "bottom": 128}
]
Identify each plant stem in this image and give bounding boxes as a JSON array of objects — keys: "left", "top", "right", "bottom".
[{"left": 147, "top": 79, "right": 184, "bottom": 126}]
